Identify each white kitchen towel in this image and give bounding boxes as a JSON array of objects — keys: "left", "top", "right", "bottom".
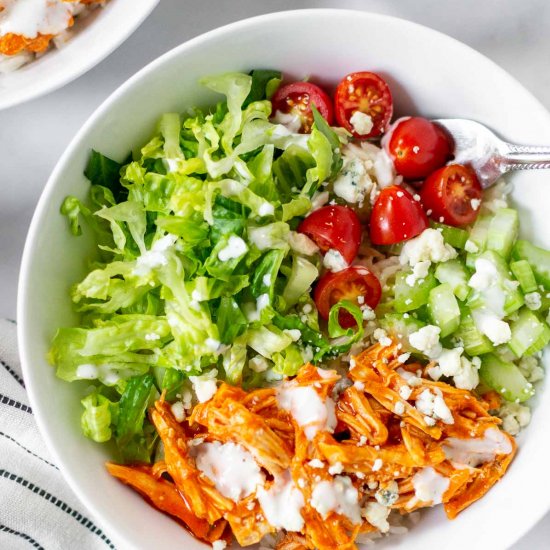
[{"left": 0, "top": 318, "right": 115, "bottom": 550}]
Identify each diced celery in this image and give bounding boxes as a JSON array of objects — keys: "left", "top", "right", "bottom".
[
  {"left": 428, "top": 283, "right": 461, "bottom": 337},
  {"left": 480, "top": 249, "right": 510, "bottom": 275},
  {"left": 512, "top": 240, "right": 550, "bottom": 290},
  {"left": 465, "top": 252, "right": 478, "bottom": 270},
  {"left": 430, "top": 222, "right": 469, "bottom": 249},
  {"left": 468, "top": 215, "right": 491, "bottom": 252},
  {"left": 479, "top": 353, "right": 534, "bottom": 402},
  {"left": 379, "top": 313, "right": 425, "bottom": 351},
  {"left": 394, "top": 271, "right": 437, "bottom": 313},
  {"left": 487, "top": 208, "right": 519, "bottom": 260},
  {"left": 508, "top": 308, "right": 550, "bottom": 357},
  {"left": 510, "top": 260, "right": 538, "bottom": 293},
  {"left": 526, "top": 323, "right": 550, "bottom": 355},
  {"left": 504, "top": 288, "right": 525, "bottom": 316},
  {"left": 434, "top": 260, "right": 471, "bottom": 301},
  {"left": 455, "top": 311, "right": 494, "bottom": 355}
]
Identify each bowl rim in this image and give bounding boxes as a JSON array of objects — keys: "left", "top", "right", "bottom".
[
  {"left": 17, "top": 8, "right": 550, "bottom": 548},
  {"left": 0, "top": 0, "right": 160, "bottom": 111}
]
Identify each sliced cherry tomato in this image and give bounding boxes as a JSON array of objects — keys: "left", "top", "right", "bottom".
[
  {"left": 335, "top": 71, "right": 393, "bottom": 138},
  {"left": 298, "top": 205, "right": 362, "bottom": 264},
  {"left": 314, "top": 266, "right": 382, "bottom": 328},
  {"left": 369, "top": 185, "right": 429, "bottom": 245},
  {"left": 420, "top": 164, "right": 482, "bottom": 226},
  {"left": 387, "top": 117, "right": 453, "bottom": 180},
  {"left": 271, "top": 81, "right": 333, "bottom": 133}
]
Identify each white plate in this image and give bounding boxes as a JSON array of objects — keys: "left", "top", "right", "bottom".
[
  {"left": 0, "top": 0, "right": 159, "bottom": 111},
  {"left": 18, "top": 9, "right": 550, "bottom": 550}
]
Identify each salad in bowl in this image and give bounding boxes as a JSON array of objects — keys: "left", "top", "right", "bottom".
[{"left": 48, "top": 69, "right": 549, "bottom": 549}]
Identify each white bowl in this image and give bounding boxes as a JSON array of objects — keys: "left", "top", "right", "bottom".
[
  {"left": 18, "top": 9, "right": 550, "bottom": 550},
  {"left": 0, "top": 0, "right": 159, "bottom": 111}
]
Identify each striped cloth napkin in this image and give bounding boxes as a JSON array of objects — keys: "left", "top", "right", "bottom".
[{"left": 0, "top": 319, "right": 114, "bottom": 550}]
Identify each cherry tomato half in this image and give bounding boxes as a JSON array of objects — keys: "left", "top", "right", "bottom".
[
  {"left": 387, "top": 117, "right": 453, "bottom": 180},
  {"left": 335, "top": 72, "right": 393, "bottom": 138},
  {"left": 271, "top": 81, "right": 333, "bottom": 133},
  {"left": 298, "top": 205, "right": 362, "bottom": 264},
  {"left": 314, "top": 266, "right": 382, "bottom": 328},
  {"left": 369, "top": 185, "right": 429, "bottom": 245},
  {"left": 420, "top": 164, "right": 482, "bottom": 226}
]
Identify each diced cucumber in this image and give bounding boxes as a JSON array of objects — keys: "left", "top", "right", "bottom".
[
  {"left": 479, "top": 353, "right": 535, "bottom": 403},
  {"left": 435, "top": 260, "right": 471, "bottom": 301},
  {"left": 510, "top": 260, "right": 538, "bottom": 293},
  {"left": 379, "top": 313, "right": 425, "bottom": 352},
  {"left": 487, "top": 208, "right": 519, "bottom": 260},
  {"left": 508, "top": 308, "right": 550, "bottom": 357},
  {"left": 512, "top": 240, "right": 550, "bottom": 290},
  {"left": 455, "top": 311, "right": 494, "bottom": 355},
  {"left": 430, "top": 222, "right": 469, "bottom": 249},
  {"left": 394, "top": 271, "right": 437, "bottom": 313},
  {"left": 428, "top": 283, "right": 461, "bottom": 337}
]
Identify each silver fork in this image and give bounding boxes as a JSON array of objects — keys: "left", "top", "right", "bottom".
[{"left": 433, "top": 118, "right": 550, "bottom": 188}]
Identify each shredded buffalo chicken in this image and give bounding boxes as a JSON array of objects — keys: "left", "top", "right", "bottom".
[{"left": 107, "top": 342, "right": 516, "bottom": 549}]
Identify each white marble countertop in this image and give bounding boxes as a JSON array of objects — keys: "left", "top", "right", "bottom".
[{"left": 1, "top": 0, "right": 549, "bottom": 547}]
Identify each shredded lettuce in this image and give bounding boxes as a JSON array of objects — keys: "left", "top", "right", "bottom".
[
  {"left": 81, "top": 392, "right": 117, "bottom": 443},
  {"left": 54, "top": 71, "right": 349, "bottom": 458}
]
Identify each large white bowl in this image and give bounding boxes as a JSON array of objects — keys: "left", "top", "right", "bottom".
[
  {"left": 0, "top": 0, "right": 159, "bottom": 111},
  {"left": 18, "top": 9, "right": 550, "bottom": 550}
]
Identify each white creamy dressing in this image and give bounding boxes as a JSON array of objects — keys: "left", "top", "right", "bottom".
[
  {"left": 194, "top": 441, "right": 265, "bottom": 502},
  {"left": 442, "top": 427, "right": 513, "bottom": 467},
  {"left": 248, "top": 223, "right": 289, "bottom": 250},
  {"left": 468, "top": 257, "right": 512, "bottom": 345},
  {"left": 310, "top": 475, "right": 361, "bottom": 524},
  {"left": 412, "top": 467, "right": 449, "bottom": 505},
  {"left": 287, "top": 231, "right": 319, "bottom": 256},
  {"left": 75, "top": 363, "right": 121, "bottom": 386},
  {"left": 271, "top": 110, "right": 302, "bottom": 134},
  {"left": 217, "top": 235, "right": 248, "bottom": 262},
  {"left": 256, "top": 470, "right": 305, "bottom": 532},
  {"left": 133, "top": 234, "right": 177, "bottom": 276},
  {"left": 0, "top": 0, "right": 75, "bottom": 38},
  {"left": 277, "top": 384, "right": 336, "bottom": 440}
]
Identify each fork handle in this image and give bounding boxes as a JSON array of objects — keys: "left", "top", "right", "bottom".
[{"left": 501, "top": 142, "right": 550, "bottom": 171}]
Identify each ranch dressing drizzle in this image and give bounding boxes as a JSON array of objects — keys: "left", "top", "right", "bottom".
[
  {"left": 0, "top": 0, "right": 75, "bottom": 38},
  {"left": 442, "top": 427, "right": 513, "bottom": 468}
]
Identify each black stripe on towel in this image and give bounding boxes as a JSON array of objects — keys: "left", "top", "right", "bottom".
[
  {"left": 0, "top": 523, "right": 44, "bottom": 549},
  {"left": 0, "top": 394, "right": 32, "bottom": 414},
  {"left": 0, "top": 431, "right": 58, "bottom": 470},
  {"left": 0, "top": 471, "right": 114, "bottom": 549},
  {"left": 0, "top": 358, "right": 25, "bottom": 388}
]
